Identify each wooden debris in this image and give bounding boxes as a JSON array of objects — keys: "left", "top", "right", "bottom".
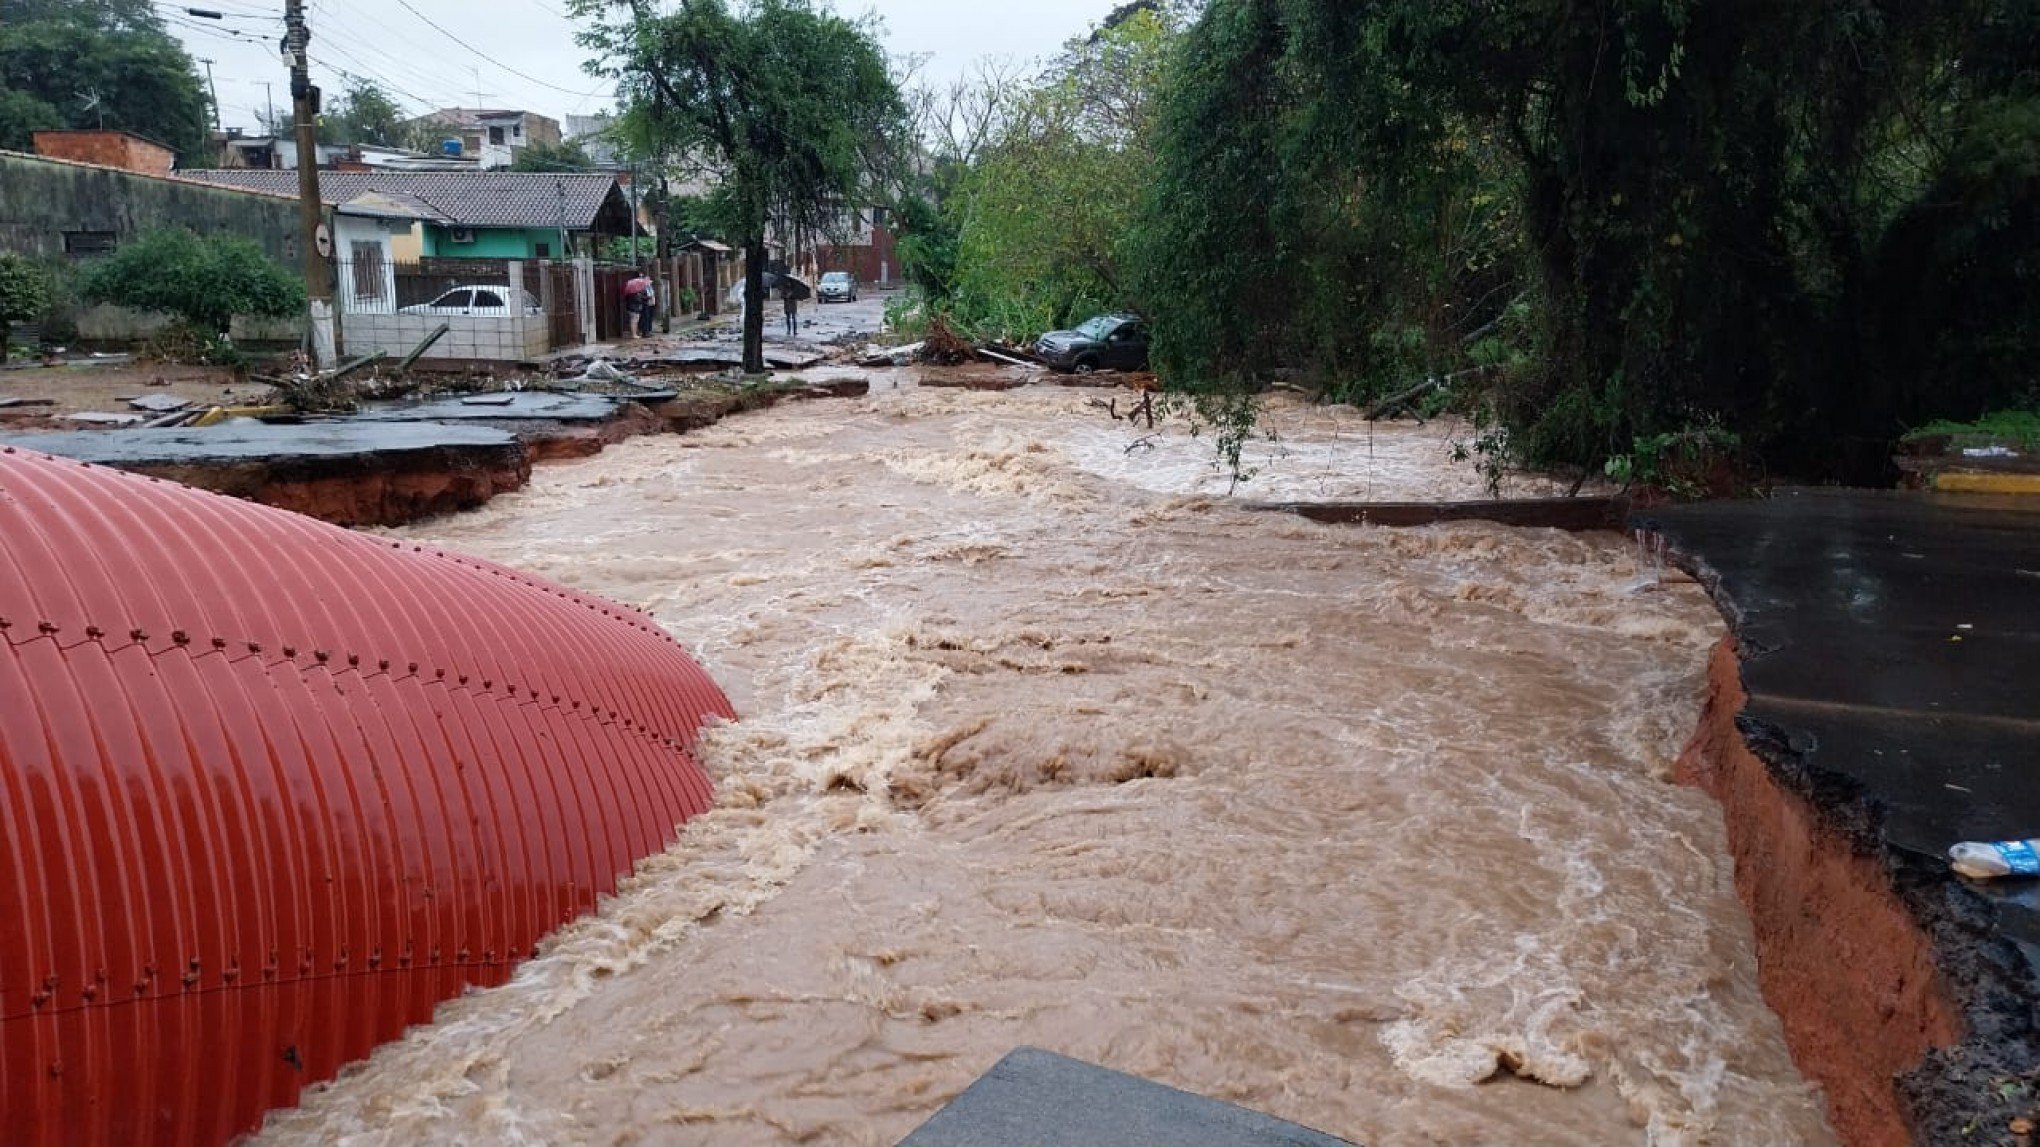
[
  {"left": 976, "top": 347, "right": 1038, "bottom": 369},
  {"left": 398, "top": 324, "right": 452, "bottom": 372},
  {"left": 327, "top": 351, "right": 388, "bottom": 382}
]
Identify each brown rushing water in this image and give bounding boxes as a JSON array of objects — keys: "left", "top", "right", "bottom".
[{"left": 255, "top": 385, "right": 1836, "bottom": 1147}]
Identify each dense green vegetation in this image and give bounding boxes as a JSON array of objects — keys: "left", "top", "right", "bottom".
[
  {"left": 889, "top": 4, "right": 1187, "bottom": 341},
  {"left": 1139, "top": 0, "right": 2039, "bottom": 484},
  {"left": 0, "top": 254, "right": 51, "bottom": 354},
  {"left": 1905, "top": 409, "right": 2040, "bottom": 450},
  {"left": 0, "top": 0, "right": 212, "bottom": 158},
  {"left": 81, "top": 228, "right": 304, "bottom": 336},
  {"left": 900, "top": 0, "right": 2037, "bottom": 486},
  {"left": 511, "top": 139, "right": 601, "bottom": 174}
]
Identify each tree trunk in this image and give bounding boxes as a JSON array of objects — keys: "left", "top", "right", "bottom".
[{"left": 742, "top": 239, "right": 768, "bottom": 375}]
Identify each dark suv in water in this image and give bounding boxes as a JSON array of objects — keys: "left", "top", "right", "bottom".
[{"left": 1036, "top": 314, "right": 1150, "bottom": 373}]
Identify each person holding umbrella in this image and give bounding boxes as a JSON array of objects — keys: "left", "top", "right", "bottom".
[
  {"left": 781, "top": 282, "right": 800, "bottom": 338},
  {"left": 623, "top": 269, "right": 652, "bottom": 340}
]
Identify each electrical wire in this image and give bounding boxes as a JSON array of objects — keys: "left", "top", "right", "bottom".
[{"left": 387, "top": 0, "right": 609, "bottom": 99}]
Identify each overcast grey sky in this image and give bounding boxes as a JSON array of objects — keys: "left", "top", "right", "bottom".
[{"left": 166, "top": 0, "right": 1124, "bottom": 137}]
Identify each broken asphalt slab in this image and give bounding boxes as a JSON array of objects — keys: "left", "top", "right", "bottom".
[
  {"left": 1636, "top": 488, "right": 2040, "bottom": 1144},
  {"left": 897, "top": 1049, "right": 1354, "bottom": 1147},
  {"left": 0, "top": 420, "right": 519, "bottom": 466},
  {"left": 0, "top": 421, "right": 530, "bottom": 528},
  {"left": 1637, "top": 489, "right": 2040, "bottom": 893},
  {"left": 627, "top": 345, "right": 828, "bottom": 371},
  {"left": 352, "top": 392, "right": 627, "bottom": 424}
]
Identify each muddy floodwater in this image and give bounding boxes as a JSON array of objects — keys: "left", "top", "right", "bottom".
[{"left": 256, "top": 386, "right": 1836, "bottom": 1146}]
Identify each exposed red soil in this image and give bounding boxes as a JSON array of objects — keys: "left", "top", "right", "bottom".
[
  {"left": 128, "top": 454, "right": 532, "bottom": 528},
  {"left": 522, "top": 403, "right": 668, "bottom": 464},
  {"left": 1679, "top": 638, "right": 1962, "bottom": 1147},
  {"left": 69, "top": 385, "right": 874, "bottom": 528}
]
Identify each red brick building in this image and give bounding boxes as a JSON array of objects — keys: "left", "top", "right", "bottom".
[
  {"left": 813, "top": 208, "right": 901, "bottom": 288},
  {"left": 31, "top": 130, "right": 177, "bottom": 176}
]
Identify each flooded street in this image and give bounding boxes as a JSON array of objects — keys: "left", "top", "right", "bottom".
[{"left": 256, "top": 385, "right": 1834, "bottom": 1147}]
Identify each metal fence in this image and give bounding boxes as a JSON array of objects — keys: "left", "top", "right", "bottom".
[
  {"left": 393, "top": 260, "right": 515, "bottom": 311},
  {"left": 331, "top": 255, "right": 588, "bottom": 358}
]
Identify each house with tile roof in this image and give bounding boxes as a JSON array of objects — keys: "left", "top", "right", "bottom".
[{"left": 176, "top": 170, "right": 635, "bottom": 261}]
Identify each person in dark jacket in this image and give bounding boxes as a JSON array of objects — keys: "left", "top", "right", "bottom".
[{"left": 781, "top": 284, "right": 800, "bottom": 337}]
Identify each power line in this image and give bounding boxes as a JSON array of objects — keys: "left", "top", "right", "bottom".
[
  {"left": 388, "top": 0, "right": 609, "bottom": 99},
  {"left": 312, "top": 8, "right": 490, "bottom": 110}
]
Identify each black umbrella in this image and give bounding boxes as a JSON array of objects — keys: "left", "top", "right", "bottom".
[{"left": 763, "top": 272, "right": 814, "bottom": 302}]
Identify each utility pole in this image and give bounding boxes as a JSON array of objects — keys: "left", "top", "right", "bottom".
[
  {"left": 628, "top": 162, "right": 641, "bottom": 262},
  {"left": 198, "top": 59, "right": 220, "bottom": 132},
  {"left": 261, "top": 82, "right": 276, "bottom": 138},
  {"left": 284, "top": 0, "right": 335, "bottom": 367}
]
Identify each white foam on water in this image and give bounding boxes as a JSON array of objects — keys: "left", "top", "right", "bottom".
[{"left": 261, "top": 384, "right": 1834, "bottom": 1147}]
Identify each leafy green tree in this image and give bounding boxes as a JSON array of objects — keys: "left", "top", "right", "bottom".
[
  {"left": 330, "top": 80, "right": 408, "bottom": 148},
  {"left": 512, "top": 139, "right": 599, "bottom": 173},
  {"left": 80, "top": 229, "right": 304, "bottom": 335},
  {"left": 575, "top": 0, "right": 907, "bottom": 372},
  {"left": 937, "top": 5, "right": 1184, "bottom": 339},
  {"left": 0, "top": 0, "right": 211, "bottom": 157},
  {"left": 1135, "top": 0, "right": 2040, "bottom": 485},
  {"left": 266, "top": 81, "right": 412, "bottom": 148},
  {"left": 0, "top": 254, "right": 51, "bottom": 353}
]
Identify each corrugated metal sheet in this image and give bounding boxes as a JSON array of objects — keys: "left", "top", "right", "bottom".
[{"left": 0, "top": 446, "right": 735, "bottom": 1145}]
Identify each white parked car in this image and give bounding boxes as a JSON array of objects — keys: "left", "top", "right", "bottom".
[
  {"left": 817, "top": 271, "right": 859, "bottom": 303},
  {"left": 399, "top": 286, "right": 544, "bottom": 318}
]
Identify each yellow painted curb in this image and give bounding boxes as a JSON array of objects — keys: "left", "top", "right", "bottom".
[{"left": 1934, "top": 471, "right": 2040, "bottom": 495}]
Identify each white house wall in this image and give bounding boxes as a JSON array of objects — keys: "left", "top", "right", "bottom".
[{"left": 335, "top": 215, "right": 400, "bottom": 316}]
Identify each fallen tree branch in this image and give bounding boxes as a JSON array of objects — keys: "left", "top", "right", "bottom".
[{"left": 1365, "top": 378, "right": 1443, "bottom": 422}]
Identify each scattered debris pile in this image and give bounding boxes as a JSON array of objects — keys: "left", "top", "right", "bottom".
[{"left": 921, "top": 317, "right": 979, "bottom": 366}]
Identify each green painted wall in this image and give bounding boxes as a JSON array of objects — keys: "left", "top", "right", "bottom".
[{"left": 422, "top": 227, "right": 569, "bottom": 259}]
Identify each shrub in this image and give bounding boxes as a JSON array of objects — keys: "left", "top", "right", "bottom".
[
  {"left": 0, "top": 253, "right": 50, "bottom": 354},
  {"left": 80, "top": 229, "right": 304, "bottom": 336}
]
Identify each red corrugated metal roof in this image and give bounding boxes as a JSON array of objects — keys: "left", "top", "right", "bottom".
[{"left": 0, "top": 446, "right": 734, "bottom": 1145}]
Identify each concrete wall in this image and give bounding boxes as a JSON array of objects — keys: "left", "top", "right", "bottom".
[
  {"left": 343, "top": 313, "right": 549, "bottom": 362},
  {"left": 390, "top": 224, "right": 425, "bottom": 262},
  {"left": 0, "top": 153, "right": 305, "bottom": 264},
  {"left": 71, "top": 305, "right": 301, "bottom": 347}
]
